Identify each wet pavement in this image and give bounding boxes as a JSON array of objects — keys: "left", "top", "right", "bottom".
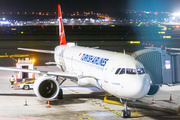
[{"left": 0, "top": 66, "right": 180, "bottom": 120}]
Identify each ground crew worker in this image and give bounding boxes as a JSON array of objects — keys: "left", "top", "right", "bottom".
[{"left": 10, "top": 75, "right": 15, "bottom": 88}]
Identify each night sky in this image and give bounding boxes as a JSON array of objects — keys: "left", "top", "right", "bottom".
[{"left": 0, "top": 0, "right": 180, "bottom": 17}]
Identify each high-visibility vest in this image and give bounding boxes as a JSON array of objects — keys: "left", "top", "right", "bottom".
[{"left": 10, "top": 77, "right": 15, "bottom": 82}]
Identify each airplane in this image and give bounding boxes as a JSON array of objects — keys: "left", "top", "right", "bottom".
[{"left": 0, "top": 4, "right": 155, "bottom": 118}]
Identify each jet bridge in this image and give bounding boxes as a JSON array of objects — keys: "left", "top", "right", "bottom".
[{"left": 132, "top": 47, "right": 180, "bottom": 85}]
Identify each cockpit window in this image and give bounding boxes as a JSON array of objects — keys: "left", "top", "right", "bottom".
[
  {"left": 137, "top": 68, "right": 146, "bottom": 74},
  {"left": 119, "top": 68, "right": 125, "bottom": 74},
  {"left": 126, "top": 68, "right": 136, "bottom": 74},
  {"left": 115, "top": 68, "right": 121, "bottom": 74},
  {"left": 115, "top": 68, "right": 146, "bottom": 75}
]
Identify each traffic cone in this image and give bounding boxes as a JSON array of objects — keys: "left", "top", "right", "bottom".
[
  {"left": 46, "top": 100, "right": 51, "bottom": 108},
  {"left": 24, "top": 99, "right": 28, "bottom": 106},
  {"left": 170, "top": 94, "right": 173, "bottom": 102},
  {"left": 152, "top": 97, "right": 155, "bottom": 104}
]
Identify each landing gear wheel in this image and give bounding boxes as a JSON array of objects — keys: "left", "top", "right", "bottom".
[
  {"left": 57, "top": 88, "right": 63, "bottom": 99},
  {"left": 121, "top": 110, "right": 126, "bottom": 118},
  {"left": 127, "top": 110, "right": 131, "bottom": 118},
  {"left": 23, "top": 85, "right": 29, "bottom": 90},
  {"left": 121, "top": 110, "right": 131, "bottom": 118}
]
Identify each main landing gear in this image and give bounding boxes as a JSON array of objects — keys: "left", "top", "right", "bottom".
[
  {"left": 56, "top": 76, "right": 66, "bottom": 99},
  {"left": 57, "top": 88, "right": 63, "bottom": 99},
  {"left": 121, "top": 99, "right": 131, "bottom": 118}
]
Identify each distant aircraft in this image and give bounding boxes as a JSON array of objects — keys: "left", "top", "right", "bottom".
[{"left": 0, "top": 4, "right": 154, "bottom": 118}]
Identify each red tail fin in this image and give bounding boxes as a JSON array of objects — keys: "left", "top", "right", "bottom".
[{"left": 58, "top": 4, "right": 67, "bottom": 45}]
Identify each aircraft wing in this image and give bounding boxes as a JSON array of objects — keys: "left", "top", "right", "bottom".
[
  {"left": 0, "top": 67, "right": 78, "bottom": 80},
  {"left": 18, "top": 48, "right": 54, "bottom": 54},
  {"left": 166, "top": 48, "right": 180, "bottom": 51}
]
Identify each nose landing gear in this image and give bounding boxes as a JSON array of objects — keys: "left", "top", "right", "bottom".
[{"left": 121, "top": 99, "right": 131, "bottom": 118}]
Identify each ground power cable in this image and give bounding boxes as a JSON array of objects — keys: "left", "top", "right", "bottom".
[{"left": 131, "top": 102, "right": 141, "bottom": 120}]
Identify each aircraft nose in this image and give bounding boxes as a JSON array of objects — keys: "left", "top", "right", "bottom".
[{"left": 129, "top": 74, "right": 151, "bottom": 98}]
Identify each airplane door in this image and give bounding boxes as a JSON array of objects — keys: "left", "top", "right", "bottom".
[
  {"left": 103, "top": 59, "right": 114, "bottom": 83},
  {"left": 58, "top": 49, "right": 66, "bottom": 72},
  {"left": 71, "top": 56, "right": 73, "bottom": 72}
]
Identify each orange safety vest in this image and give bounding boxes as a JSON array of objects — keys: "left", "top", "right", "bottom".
[{"left": 10, "top": 77, "right": 15, "bottom": 82}]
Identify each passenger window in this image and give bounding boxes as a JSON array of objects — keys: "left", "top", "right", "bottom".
[
  {"left": 137, "top": 68, "right": 145, "bottom": 74},
  {"left": 115, "top": 68, "right": 121, "bottom": 74},
  {"left": 126, "top": 68, "right": 136, "bottom": 74},
  {"left": 119, "top": 68, "right": 125, "bottom": 74}
]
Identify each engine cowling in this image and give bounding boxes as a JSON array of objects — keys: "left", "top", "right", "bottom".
[
  {"left": 34, "top": 76, "right": 59, "bottom": 100},
  {"left": 146, "top": 85, "right": 160, "bottom": 97}
]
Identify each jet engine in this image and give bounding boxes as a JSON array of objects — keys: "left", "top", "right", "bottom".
[
  {"left": 34, "top": 76, "right": 59, "bottom": 100},
  {"left": 146, "top": 85, "right": 160, "bottom": 96}
]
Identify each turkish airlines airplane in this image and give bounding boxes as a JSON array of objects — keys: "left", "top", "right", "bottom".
[{"left": 0, "top": 4, "right": 155, "bottom": 118}]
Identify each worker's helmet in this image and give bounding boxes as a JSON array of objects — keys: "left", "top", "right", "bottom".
[{"left": 12, "top": 75, "right": 14, "bottom": 77}]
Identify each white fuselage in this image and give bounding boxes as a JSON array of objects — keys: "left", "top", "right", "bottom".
[{"left": 54, "top": 45, "right": 151, "bottom": 100}]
